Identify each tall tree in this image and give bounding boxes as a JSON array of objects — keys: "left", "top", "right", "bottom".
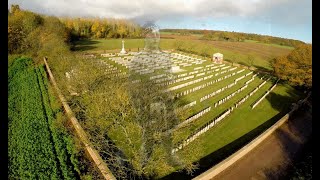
[{"left": 272, "top": 44, "right": 312, "bottom": 88}]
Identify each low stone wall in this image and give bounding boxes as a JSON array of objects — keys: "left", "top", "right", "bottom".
[
  {"left": 193, "top": 92, "right": 311, "bottom": 180},
  {"left": 43, "top": 58, "right": 116, "bottom": 180}
]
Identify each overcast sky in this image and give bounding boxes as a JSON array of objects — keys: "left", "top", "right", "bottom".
[{"left": 8, "top": 0, "right": 312, "bottom": 43}]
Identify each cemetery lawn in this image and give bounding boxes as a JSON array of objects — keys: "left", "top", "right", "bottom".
[{"left": 73, "top": 38, "right": 292, "bottom": 71}]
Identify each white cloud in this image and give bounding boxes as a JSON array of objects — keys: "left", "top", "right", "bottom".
[{"left": 8, "top": 0, "right": 311, "bottom": 27}]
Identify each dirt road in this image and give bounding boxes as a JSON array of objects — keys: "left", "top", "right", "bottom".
[{"left": 211, "top": 102, "right": 312, "bottom": 180}]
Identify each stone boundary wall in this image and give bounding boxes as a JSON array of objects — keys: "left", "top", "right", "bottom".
[
  {"left": 43, "top": 58, "right": 116, "bottom": 180},
  {"left": 193, "top": 92, "right": 311, "bottom": 180}
]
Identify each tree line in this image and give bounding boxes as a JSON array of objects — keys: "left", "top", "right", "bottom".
[
  {"left": 8, "top": 4, "right": 143, "bottom": 57},
  {"left": 161, "top": 28, "right": 305, "bottom": 47},
  {"left": 61, "top": 17, "right": 143, "bottom": 40},
  {"left": 272, "top": 44, "right": 312, "bottom": 88},
  {"left": 8, "top": 5, "right": 71, "bottom": 58}
]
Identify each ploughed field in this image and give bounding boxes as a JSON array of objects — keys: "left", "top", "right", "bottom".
[{"left": 62, "top": 51, "right": 302, "bottom": 178}]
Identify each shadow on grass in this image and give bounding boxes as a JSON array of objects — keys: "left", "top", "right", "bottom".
[
  {"left": 237, "top": 61, "right": 249, "bottom": 66},
  {"left": 75, "top": 39, "right": 100, "bottom": 45},
  {"left": 253, "top": 64, "right": 273, "bottom": 73},
  {"left": 72, "top": 39, "right": 100, "bottom": 51},
  {"left": 265, "top": 92, "right": 293, "bottom": 112},
  {"left": 73, "top": 45, "right": 98, "bottom": 51}
]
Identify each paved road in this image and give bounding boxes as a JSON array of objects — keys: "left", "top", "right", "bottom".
[{"left": 211, "top": 103, "right": 312, "bottom": 180}]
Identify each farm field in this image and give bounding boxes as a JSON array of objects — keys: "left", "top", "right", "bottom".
[
  {"left": 74, "top": 37, "right": 293, "bottom": 70},
  {"left": 60, "top": 50, "right": 303, "bottom": 178},
  {"left": 244, "top": 39, "right": 295, "bottom": 49},
  {"left": 8, "top": 57, "right": 80, "bottom": 179}
]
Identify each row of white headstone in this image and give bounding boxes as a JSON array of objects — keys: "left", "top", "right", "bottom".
[
  {"left": 177, "top": 72, "right": 189, "bottom": 78},
  {"left": 171, "top": 66, "right": 239, "bottom": 95},
  {"left": 237, "top": 69, "right": 245, "bottom": 74},
  {"left": 111, "top": 53, "right": 203, "bottom": 73},
  {"left": 214, "top": 76, "right": 256, "bottom": 107},
  {"left": 154, "top": 65, "right": 215, "bottom": 84},
  {"left": 149, "top": 74, "right": 167, "bottom": 80},
  {"left": 105, "top": 70, "right": 120, "bottom": 76},
  {"left": 177, "top": 106, "right": 212, "bottom": 128},
  {"left": 97, "top": 60, "right": 129, "bottom": 78},
  {"left": 99, "top": 60, "right": 116, "bottom": 68},
  {"left": 215, "top": 69, "right": 228, "bottom": 76},
  {"left": 106, "top": 53, "right": 203, "bottom": 82},
  {"left": 235, "top": 78, "right": 269, "bottom": 108},
  {"left": 221, "top": 65, "right": 230, "bottom": 70},
  {"left": 196, "top": 72, "right": 206, "bottom": 77},
  {"left": 105, "top": 67, "right": 118, "bottom": 71},
  {"left": 164, "top": 64, "right": 226, "bottom": 85},
  {"left": 165, "top": 74, "right": 213, "bottom": 92},
  {"left": 108, "top": 72, "right": 127, "bottom": 78},
  {"left": 251, "top": 79, "right": 279, "bottom": 109},
  {"left": 172, "top": 76, "right": 272, "bottom": 153},
  {"left": 177, "top": 68, "right": 242, "bottom": 99},
  {"left": 206, "top": 64, "right": 215, "bottom": 68},
  {"left": 228, "top": 67, "right": 238, "bottom": 72},
  {"left": 245, "top": 77, "right": 254, "bottom": 85},
  {"left": 146, "top": 61, "right": 222, "bottom": 85},
  {"left": 235, "top": 75, "right": 245, "bottom": 83},
  {"left": 139, "top": 69, "right": 155, "bottom": 75},
  {"left": 199, "top": 71, "right": 253, "bottom": 102},
  {"left": 178, "top": 101, "right": 197, "bottom": 111},
  {"left": 200, "top": 81, "right": 237, "bottom": 102},
  {"left": 158, "top": 75, "right": 194, "bottom": 85},
  {"left": 171, "top": 107, "right": 233, "bottom": 154},
  {"left": 133, "top": 63, "right": 218, "bottom": 87},
  {"left": 194, "top": 66, "right": 203, "bottom": 70}
]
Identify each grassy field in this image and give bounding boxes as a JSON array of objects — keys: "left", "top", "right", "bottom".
[{"left": 73, "top": 37, "right": 293, "bottom": 71}]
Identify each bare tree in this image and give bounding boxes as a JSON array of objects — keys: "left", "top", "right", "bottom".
[{"left": 58, "top": 57, "right": 202, "bottom": 179}]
